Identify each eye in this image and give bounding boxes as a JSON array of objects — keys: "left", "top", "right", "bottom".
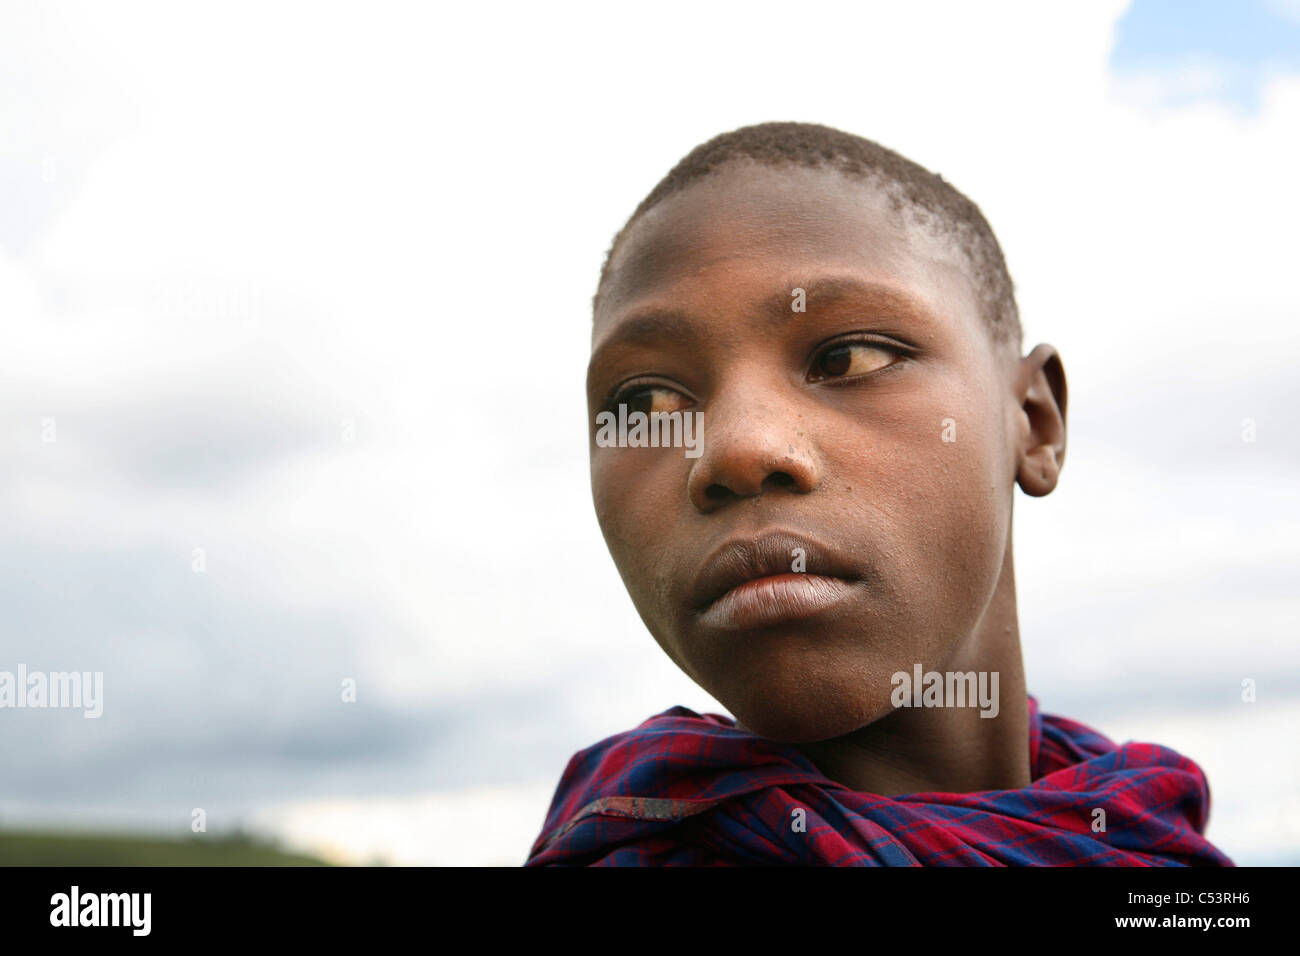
[
  {"left": 607, "top": 383, "right": 692, "bottom": 416},
  {"left": 807, "top": 341, "right": 902, "bottom": 383}
]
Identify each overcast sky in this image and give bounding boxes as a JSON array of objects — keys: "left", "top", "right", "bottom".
[{"left": 1, "top": 0, "right": 1297, "bottom": 865}]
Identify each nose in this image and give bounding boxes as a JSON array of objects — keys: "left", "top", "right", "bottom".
[{"left": 686, "top": 383, "right": 821, "bottom": 514}]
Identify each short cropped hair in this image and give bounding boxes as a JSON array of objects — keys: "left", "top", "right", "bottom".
[{"left": 594, "top": 121, "right": 1022, "bottom": 354}]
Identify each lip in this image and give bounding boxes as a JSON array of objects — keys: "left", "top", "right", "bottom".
[
  {"left": 699, "top": 573, "right": 857, "bottom": 630},
  {"left": 690, "top": 530, "right": 864, "bottom": 630}
]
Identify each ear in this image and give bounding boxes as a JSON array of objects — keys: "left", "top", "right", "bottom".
[{"left": 1014, "top": 344, "right": 1067, "bottom": 497}]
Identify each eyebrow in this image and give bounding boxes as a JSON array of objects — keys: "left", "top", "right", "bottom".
[
  {"left": 586, "top": 309, "right": 704, "bottom": 393},
  {"left": 776, "top": 276, "right": 931, "bottom": 318},
  {"left": 594, "top": 309, "right": 701, "bottom": 352}
]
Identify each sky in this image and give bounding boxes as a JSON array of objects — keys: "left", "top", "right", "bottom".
[{"left": 0, "top": 0, "right": 1297, "bottom": 866}]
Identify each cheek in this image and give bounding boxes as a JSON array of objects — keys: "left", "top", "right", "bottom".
[
  {"left": 839, "top": 383, "right": 1010, "bottom": 640},
  {"left": 913, "top": 441, "right": 1007, "bottom": 628},
  {"left": 591, "top": 452, "right": 680, "bottom": 602},
  {"left": 591, "top": 455, "right": 639, "bottom": 564},
  {"left": 924, "top": 427, "right": 1008, "bottom": 631}
]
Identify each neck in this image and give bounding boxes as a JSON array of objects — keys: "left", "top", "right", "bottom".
[{"left": 790, "top": 540, "right": 1031, "bottom": 795}]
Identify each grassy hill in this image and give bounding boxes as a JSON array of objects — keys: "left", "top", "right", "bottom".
[{"left": 0, "top": 830, "right": 331, "bottom": 866}]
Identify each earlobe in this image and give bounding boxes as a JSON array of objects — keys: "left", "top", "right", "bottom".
[{"left": 1015, "top": 344, "right": 1067, "bottom": 498}]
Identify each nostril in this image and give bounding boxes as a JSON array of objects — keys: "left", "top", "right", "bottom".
[{"left": 702, "top": 471, "right": 798, "bottom": 503}]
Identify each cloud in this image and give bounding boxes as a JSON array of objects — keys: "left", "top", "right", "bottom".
[{"left": 1109, "top": 0, "right": 1300, "bottom": 111}]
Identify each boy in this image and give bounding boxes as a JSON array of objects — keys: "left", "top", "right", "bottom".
[{"left": 526, "top": 122, "right": 1232, "bottom": 866}]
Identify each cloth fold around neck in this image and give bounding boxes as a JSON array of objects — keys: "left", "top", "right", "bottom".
[{"left": 525, "top": 695, "right": 1233, "bottom": 866}]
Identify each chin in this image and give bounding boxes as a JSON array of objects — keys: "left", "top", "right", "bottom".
[
  {"left": 719, "top": 672, "right": 896, "bottom": 744},
  {"left": 733, "top": 704, "right": 873, "bottom": 744},
  {"left": 679, "top": 626, "right": 909, "bottom": 743}
]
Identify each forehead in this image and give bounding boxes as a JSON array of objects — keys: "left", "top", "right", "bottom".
[{"left": 595, "top": 161, "right": 981, "bottom": 342}]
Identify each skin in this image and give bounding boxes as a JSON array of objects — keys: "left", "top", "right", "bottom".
[{"left": 586, "top": 160, "right": 1067, "bottom": 795}]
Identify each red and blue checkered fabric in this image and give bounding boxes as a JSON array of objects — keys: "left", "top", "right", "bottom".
[{"left": 525, "top": 695, "right": 1233, "bottom": 866}]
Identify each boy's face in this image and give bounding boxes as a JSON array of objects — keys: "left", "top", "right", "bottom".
[{"left": 587, "top": 161, "right": 1027, "bottom": 743}]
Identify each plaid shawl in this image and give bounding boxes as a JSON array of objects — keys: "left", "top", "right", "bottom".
[{"left": 525, "top": 695, "right": 1233, "bottom": 866}]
